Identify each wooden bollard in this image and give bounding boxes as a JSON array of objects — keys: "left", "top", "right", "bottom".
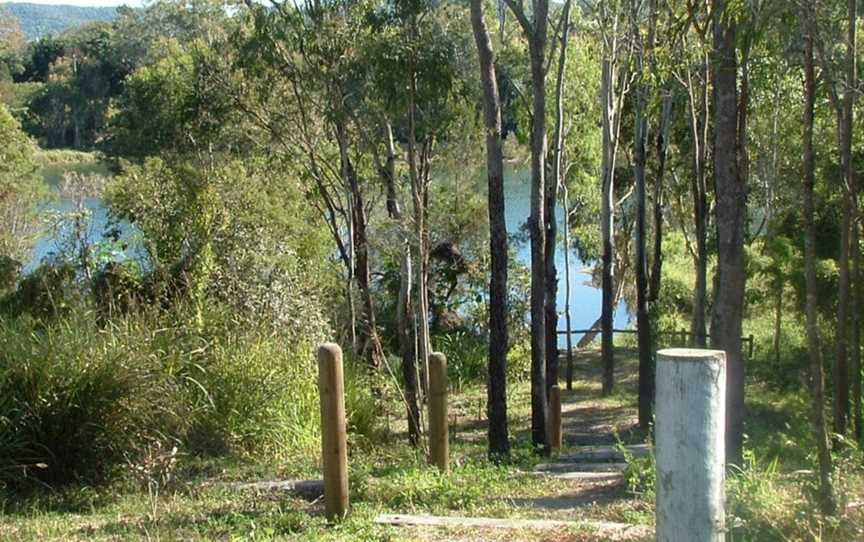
[
  {"left": 318, "top": 343, "right": 348, "bottom": 520},
  {"left": 655, "top": 348, "right": 726, "bottom": 542},
  {"left": 428, "top": 352, "right": 449, "bottom": 472},
  {"left": 548, "top": 385, "right": 562, "bottom": 452}
]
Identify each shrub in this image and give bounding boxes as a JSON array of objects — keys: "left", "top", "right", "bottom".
[
  {"left": 0, "top": 312, "right": 185, "bottom": 489},
  {"left": 0, "top": 304, "right": 371, "bottom": 491},
  {"left": 438, "top": 331, "right": 486, "bottom": 390},
  {"left": 2, "top": 262, "right": 78, "bottom": 319}
]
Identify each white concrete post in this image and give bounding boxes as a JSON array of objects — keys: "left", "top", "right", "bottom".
[{"left": 655, "top": 348, "right": 726, "bottom": 542}]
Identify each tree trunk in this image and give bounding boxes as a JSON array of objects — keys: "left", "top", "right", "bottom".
[
  {"left": 847, "top": 0, "right": 861, "bottom": 446},
  {"left": 502, "top": 0, "right": 551, "bottom": 452},
  {"left": 709, "top": 0, "right": 746, "bottom": 467},
  {"left": 649, "top": 93, "right": 672, "bottom": 304},
  {"left": 399, "top": 242, "right": 421, "bottom": 446},
  {"left": 634, "top": 0, "right": 657, "bottom": 430},
  {"left": 802, "top": 15, "right": 836, "bottom": 513},
  {"left": 600, "top": 54, "right": 616, "bottom": 397},
  {"left": 833, "top": 0, "right": 857, "bottom": 440},
  {"left": 563, "top": 185, "right": 575, "bottom": 390},
  {"left": 545, "top": 0, "right": 572, "bottom": 398},
  {"left": 407, "top": 67, "right": 431, "bottom": 398},
  {"left": 380, "top": 120, "right": 421, "bottom": 446},
  {"left": 470, "top": 0, "right": 510, "bottom": 460},
  {"left": 337, "top": 122, "right": 384, "bottom": 370},
  {"left": 685, "top": 63, "right": 709, "bottom": 348},
  {"left": 852, "top": 217, "right": 861, "bottom": 443}
]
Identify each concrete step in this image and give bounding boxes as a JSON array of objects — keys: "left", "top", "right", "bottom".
[
  {"left": 534, "top": 461, "right": 628, "bottom": 474},
  {"left": 553, "top": 444, "right": 649, "bottom": 463}
]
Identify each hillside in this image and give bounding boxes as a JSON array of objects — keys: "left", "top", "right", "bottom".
[{"left": 0, "top": 2, "right": 117, "bottom": 40}]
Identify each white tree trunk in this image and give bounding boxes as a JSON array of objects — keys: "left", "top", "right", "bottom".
[{"left": 655, "top": 348, "right": 726, "bottom": 542}]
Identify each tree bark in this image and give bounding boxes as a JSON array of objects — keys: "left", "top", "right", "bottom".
[
  {"left": 545, "top": 0, "right": 572, "bottom": 398},
  {"left": 380, "top": 120, "right": 421, "bottom": 446},
  {"left": 852, "top": 217, "right": 861, "bottom": 443},
  {"left": 530, "top": 0, "right": 550, "bottom": 452},
  {"left": 407, "top": 60, "right": 431, "bottom": 398},
  {"left": 337, "top": 121, "right": 384, "bottom": 370},
  {"left": 802, "top": 13, "right": 836, "bottom": 513},
  {"left": 632, "top": 0, "right": 655, "bottom": 430},
  {"left": 399, "top": 242, "right": 422, "bottom": 446},
  {"left": 649, "top": 93, "right": 672, "bottom": 304},
  {"left": 563, "top": 185, "right": 575, "bottom": 390},
  {"left": 504, "top": 0, "right": 549, "bottom": 452},
  {"left": 470, "top": 0, "right": 510, "bottom": 460},
  {"left": 833, "top": 0, "right": 857, "bottom": 439},
  {"left": 709, "top": 0, "right": 746, "bottom": 467},
  {"left": 849, "top": 0, "right": 862, "bottom": 444},
  {"left": 684, "top": 61, "right": 709, "bottom": 348},
  {"left": 601, "top": 54, "right": 616, "bottom": 397}
]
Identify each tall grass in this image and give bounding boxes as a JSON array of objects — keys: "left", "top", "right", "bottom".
[{"left": 0, "top": 306, "right": 376, "bottom": 491}]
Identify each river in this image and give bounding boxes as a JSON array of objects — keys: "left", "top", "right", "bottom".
[
  {"left": 28, "top": 158, "right": 630, "bottom": 344},
  {"left": 502, "top": 165, "right": 629, "bottom": 346}
]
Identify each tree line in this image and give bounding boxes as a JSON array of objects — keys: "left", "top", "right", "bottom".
[{"left": 1, "top": 0, "right": 862, "bottom": 515}]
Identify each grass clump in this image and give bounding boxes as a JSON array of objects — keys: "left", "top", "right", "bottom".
[{"left": 0, "top": 306, "right": 376, "bottom": 493}]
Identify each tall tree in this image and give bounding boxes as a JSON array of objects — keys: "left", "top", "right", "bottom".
[
  {"left": 235, "top": 1, "right": 388, "bottom": 369},
  {"left": 504, "top": 0, "right": 549, "bottom": 451},
  {"left": 812, "top": 0, "right": 857, "bottom": 439},
  {"left": 684, "top": 55, "right": 710, "bottom": 348},
  {"left": 801, "top": 3, "right": 836, "bottom": 514},
  {"left": 709, "top": 0, "right": 746, "bottom": 466},
  {"left": 598, "top": 0, "right": 628, "bottom": 396},
  {"left": 631, "top": 0, "right": 656, "bottom": 429},
  {"left": 470, "top": 0, "right": 509, "bottom": 459},
  {"left": 545, "top": 0, "right": 573, "bottom": 397}
]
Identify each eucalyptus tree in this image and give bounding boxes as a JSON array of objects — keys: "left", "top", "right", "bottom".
[
  {"left": 502, "top": 0, "right": 550, "bottom": 450},
  {"left": 544, "top": 0, "right": 572, "bottom": 401},
  {"left": 629, "top": 0, "right": 657, "bottom": 429},
  {"left": 678, "top": 31, "right": 710, "bottom": 349},
  {"left": 363, "top": 0, "right": 478, "bottom": 443},
  {"left": 811, "top": 0, "right": 857, "bottom": 439},
  {"left": 548, "top": 12, "right": 602, "bottom": 390},
  {"left": 236, "top": 0, "right": 388, "bottom": 370},
  {"left": 591, "top": 0, "right": 630, "bottom": 396},
  {"left": 801, "top": 0, "right": 836, "bottom": 514},
  {"left": 470, "top": 0, "right": 510, "bottom": 459},
  {"left": 709, "top": 0, "right": 746, "bottom": 466}
]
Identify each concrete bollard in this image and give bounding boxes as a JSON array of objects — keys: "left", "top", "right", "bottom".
[
  {"left": 655, "top": 348, "right": 726, "bottom": 542},
  {"left": 428, "top": 352, "right": 449, "bottom": 472},
  {"left": 318, "top": 343, "right": 349, "bottom": 520},
  {"left": 548, "top": 385, "right": 562, "bottom": 452}
]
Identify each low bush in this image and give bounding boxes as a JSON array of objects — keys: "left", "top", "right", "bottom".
[{"left": 0, "top": 305, "right": 374, "bottom": 491}]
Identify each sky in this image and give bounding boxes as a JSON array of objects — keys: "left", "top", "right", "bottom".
[{"left": 0, "top": 0, "right": 145, "bottom": 6}]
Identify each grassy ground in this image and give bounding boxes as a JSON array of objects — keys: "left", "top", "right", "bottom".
[{"left": 1, "top": 349, "right": 862, "bottom": 541}]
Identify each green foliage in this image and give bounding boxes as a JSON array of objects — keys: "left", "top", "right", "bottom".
[
  {"left": 2, "top": 262, "right": 78, "bottom": 320},
  {"left": 0, "top": 102, "right": 43, "bottom": 262},
  {"left": 620, "top": 439, "right": 655, "bottom": 503},
  {"left": 108, "top": 38, "right": 234, "bottom": 159},
  {"left": 106, "top": 156, "right": 333, "bottom": 333},
  {"left": 0, "top": 310, "right": 184, "bottom": 489},
  {"left": 438, "top": 331, "right": 486, "bottom": 391},
  {"left": 0, "top": 305, "right": 374, "bottom": 490}
]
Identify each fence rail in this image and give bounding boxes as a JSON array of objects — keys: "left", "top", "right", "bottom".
[{"left": 557, "top": 328, "right": 755, "bottom": 359}]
